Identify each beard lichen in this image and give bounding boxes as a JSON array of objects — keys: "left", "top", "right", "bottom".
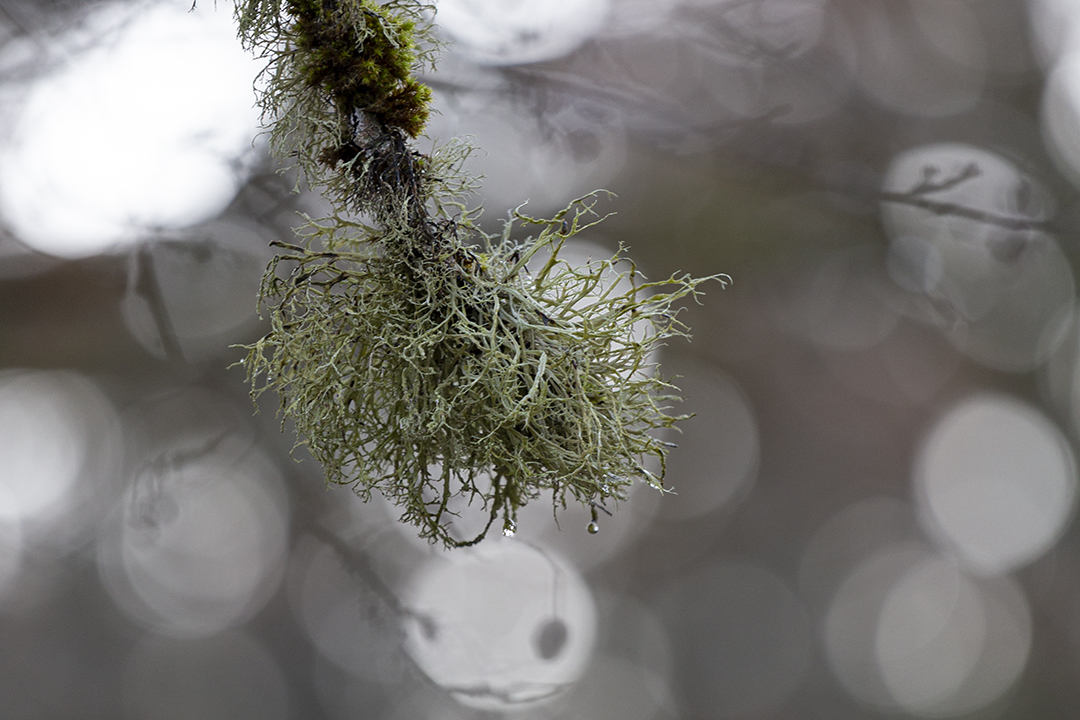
[{"left": 236, "top": 0, "right": 726, "bottom": 546}]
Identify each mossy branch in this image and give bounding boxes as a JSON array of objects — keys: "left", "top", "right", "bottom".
[{"left": 235, "top": 0, "right": 727, "bottom": 546}]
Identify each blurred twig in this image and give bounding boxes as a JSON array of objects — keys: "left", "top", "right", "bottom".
[
  {"left": 304, "top": 519, "right": 411, "bottom": 623},
  {"left": 879, "top": 192, "right": 1056, "bottom": 232},
  {"left": 132, "top": 244, "right": 186, "bottom": 363},
  {"left": 880, "top": 163, "right": 1057, "bottom": 233}
]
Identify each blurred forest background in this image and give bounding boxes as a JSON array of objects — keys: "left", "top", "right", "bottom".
[{"left": 2, "top": 0, "right": 1080, "bottom": 718}]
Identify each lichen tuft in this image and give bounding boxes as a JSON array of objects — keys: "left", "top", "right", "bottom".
[{"left": 235, "top": 0, "right": 727, "bottom": 546}]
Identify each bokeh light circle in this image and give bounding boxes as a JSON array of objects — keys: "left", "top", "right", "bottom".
[
  {"left": 799, "top": 497, "right": 922, "bottom": 622},
  {"left": 915, "top": 393, "right": 1077, "bottom": 575},
  {"left": 657, "top": 357, "right": 759, "bottom": 521},
  {"left": 99, "top": 436, "right": 289, "bottom": 637},
  {"left": 1040, "top": 48, "right": 1080, "bottom": 193},
  {"left": 681, "top": 0, "right": 829, "bottom": 59},
  {"left": 402, "top": 539, "right": 597, "bottom": 710},
  {"left": 1029, "top": 0, "right": 1080, "bottom": 66},
  {"left": 0, "top": 371, "right": 91, "bottom": 521},
  {"left": 882, "top": 143, "right": 1074, "bottom": 372},
  {"left": 119, "top": 219, "right": 272, "bottom": 361},
  {"left": 875, "top": 556, "right": 988, "bottom": 713},
  {"left": 289, "top": 534, "right": 408, "bottom": 685},
  {"left": 0, "top": 0, "right": 262, "bottom": 258},
  {"left": 425, "top": 91, "right": 626, "bottom": 216},
  {"left": 824, "top": 543, "right": 1031, "bottom": 716},
  {"left": 519, "top": 654, "right": 672, "bottom": 720},
  {"left": 0, "top": 369, "right": 122, "bottom": 538},
  {"left": 824, "top": 542, "right": 942, "bottom": 710},
  {"left": 846, "top": 1, "right": 986, "bottom": 118},
  {"left": 434, "top": 0, "right": 610, "bottom": 65}
]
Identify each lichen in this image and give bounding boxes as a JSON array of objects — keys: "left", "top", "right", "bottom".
[{"left": 235, "top": 0, "right": 726, "bottom": 546}]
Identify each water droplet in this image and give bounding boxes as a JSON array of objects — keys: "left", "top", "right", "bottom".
[
  {"left": 503, "top": 522, "right": 516, "bottom": 538},
  {"left": 587, "top": 522, "right": 599, "bottom": 534}
]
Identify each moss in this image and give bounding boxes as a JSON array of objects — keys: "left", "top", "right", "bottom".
[
  {"left": 234, "top": 0, "right": 727, "bottom": 546},
  {"left": 286, "top": 0, "right": 430, "bottom": 137}
]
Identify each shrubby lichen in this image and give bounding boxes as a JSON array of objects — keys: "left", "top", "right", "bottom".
[{"left": 236, "top": 0, "right": 725, "bottom": 546}]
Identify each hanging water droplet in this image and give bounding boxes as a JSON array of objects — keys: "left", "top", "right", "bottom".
[
  {"left": 503, "top": 521, "right": 516, "bottom": 538},
  {"left": 587, "top": 501, "right": 601, "bottom": 534}
]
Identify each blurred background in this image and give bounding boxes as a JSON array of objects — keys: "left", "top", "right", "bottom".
[{"left": 1, "top": 0, "right": 1080, "bottom": 717}]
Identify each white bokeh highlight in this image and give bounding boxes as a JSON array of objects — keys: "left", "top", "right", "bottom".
[
  {"left": 876, "top": 557, "right": 988, "bottom": 712},
  {"left": 0, "top": 369, "right": 122, "bottom": 537},
  {"left": 823, "top": 543, "right": 1031, "bottom": 716},
  {"left": 402, "top": 539, "right": 597, "bottom": 710},
  {"left": 681, "top": 0, "right": 829, "bottom": 59},
  {"left": 915, "top": 393, "right": 1077, "bottom": 575},
  {"left": 289, "top": 534, "right": 407, "bottom": 685},
  {"left": 799, "top": 497, "right": 922, "bottom": 622},
  {"left": 425, "top": 91, "right": 626, "bottom": 217},
  {"left": 1029, "top": 0, "right": 1080, "bottom": 67},
  {"left": 120, "top": 219, "right": 272, "bottom": 361},
  {"left": 824, "top": 541, "right": 936, "bottom": 710},
  {"left": 99, "top": 441, "right": 289, "bottom": 637},
  {"left": 519, "top": 654, "right": 672, "bottom": 720},
  {"left": 0, "top": 373, "right": 89, "bottom": 521},
  {"left": 1042, "top": 48, "right": 1080, "bottom": 193},
  {"left": 658, "top": 358, "right": 759, "bottom": 521},
  {"left": 882, "top": 143, "right": 1074, "bottom": 372},
  {"left": 0, "top": 0, "right": 262, "bottom": 258},
  {"left": 435, "top": 0, "right": 610, "bottom": 65},
  {"left": 845, "top": 1, "right": 986, "bottom": 118}
]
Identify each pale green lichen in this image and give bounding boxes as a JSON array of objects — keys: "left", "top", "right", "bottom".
[{"left": 236, "top": 0, "right": 726, "bottom": 546}]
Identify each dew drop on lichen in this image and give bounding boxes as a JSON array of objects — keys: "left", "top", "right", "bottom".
[
  {"left": 503, "top": 523, "right": 516, "bottom": 538},
  {"left": 587, "top": 522, "right": 599, "bottom": 534}
]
